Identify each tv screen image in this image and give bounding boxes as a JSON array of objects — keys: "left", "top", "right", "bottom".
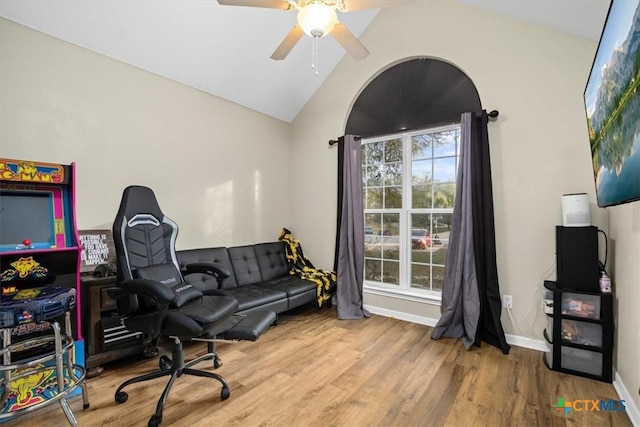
[{"left": 584, "top": 0, "right": 640, "bottom": 207}]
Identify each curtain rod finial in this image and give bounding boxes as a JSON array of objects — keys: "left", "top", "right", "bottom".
[{"left": 487, "top": 110, "right": 499, "bottom": 119}]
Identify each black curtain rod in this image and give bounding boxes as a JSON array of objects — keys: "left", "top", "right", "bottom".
[
  {"left": 328, "top": 136, "right": 361, "bottom": 146},
  {"left": 328, "top": 110, "right": 499, "bottom": 146}
]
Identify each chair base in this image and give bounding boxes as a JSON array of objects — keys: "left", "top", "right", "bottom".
[{"left": 114, "top": 339, "right": 229, "bottom": 427}]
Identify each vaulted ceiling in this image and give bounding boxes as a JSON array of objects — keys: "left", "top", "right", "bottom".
[{"left": 0, "top": 1, "right": 610, "bottom": 123}]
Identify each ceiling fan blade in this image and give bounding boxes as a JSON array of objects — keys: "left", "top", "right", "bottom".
[
  {"left": 217, "top": 0, "right": 292, "bottom": 10},
  {"left": 341, "top": 0, "right": 415, "bottom": 12},
  {"left": 330, "top": 23, "right": 369, "bottom": 60},
  {"left": 271, "top": 25, "right": 305, "bottom": 60}
]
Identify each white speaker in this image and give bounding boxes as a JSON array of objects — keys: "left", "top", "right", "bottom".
[{"left": 562, "top": 193, "right": 591, "bottom": 227}]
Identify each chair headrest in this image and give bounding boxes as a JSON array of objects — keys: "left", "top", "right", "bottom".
[{"left": 116, "top": 186, "right": 164, "bottom": 221}]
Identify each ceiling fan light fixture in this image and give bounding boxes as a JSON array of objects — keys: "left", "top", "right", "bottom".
[{"left": 297, "top": 2, "right": 338, "bottom": 37}]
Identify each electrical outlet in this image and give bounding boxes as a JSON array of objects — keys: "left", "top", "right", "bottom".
[{"left": 503, "top": 295, "right": 513, "bottom": 309}]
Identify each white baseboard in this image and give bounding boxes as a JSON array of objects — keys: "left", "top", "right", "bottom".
[
  {"left": 364, "top": 304, "right": 439, "bottom": 327},
  {"left": 365, "top": 304, "right": 548, "bottom": 351},
  {"left": 613, "top": 371, "right": 640, "bottom": 427},
  {"left": 504, "top": 333, "right": 549, "bottom": 352}
]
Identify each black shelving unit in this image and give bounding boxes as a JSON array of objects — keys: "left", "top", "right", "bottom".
[{"left": 543, "top": 280, "right": 613, "bottom": 383}]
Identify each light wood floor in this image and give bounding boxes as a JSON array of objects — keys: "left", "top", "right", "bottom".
[{"left": 6, "top": 305, "right": 632, "bottom": 426}]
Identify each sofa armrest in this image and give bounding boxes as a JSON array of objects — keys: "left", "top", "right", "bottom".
[{"left": 184, "top": 262, "right": 231, "bottom": 289}]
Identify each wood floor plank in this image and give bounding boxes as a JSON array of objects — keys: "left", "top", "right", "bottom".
[{"left": 3, "top": 305, "right": 632, "bottom": 426}]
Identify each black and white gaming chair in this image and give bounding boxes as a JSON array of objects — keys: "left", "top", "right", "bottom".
[{"left": 110, "top": 185, "right": 275, "bottom": 427}]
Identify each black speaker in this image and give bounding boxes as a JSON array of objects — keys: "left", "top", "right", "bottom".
[{"left": 556, "top": 226, "right": 599, "bottom": 292}]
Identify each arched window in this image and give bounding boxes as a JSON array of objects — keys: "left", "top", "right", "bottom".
[{"left": 348, "top": 58, "right": 482, "bottom": 298}]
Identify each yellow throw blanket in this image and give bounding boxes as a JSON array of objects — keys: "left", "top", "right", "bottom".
[{"left": 278, "top": 228, "right": 336, "bottom": 307}]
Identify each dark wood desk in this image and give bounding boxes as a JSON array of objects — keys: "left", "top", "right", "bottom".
[{"left": 80, "top": 275, "right": 147, "bottom": 377}]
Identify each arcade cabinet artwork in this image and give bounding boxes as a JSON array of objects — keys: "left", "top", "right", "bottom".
[{"left": 0, "top": 158, "right": 87, "bottom": 419}]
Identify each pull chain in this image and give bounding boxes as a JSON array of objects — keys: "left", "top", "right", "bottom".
[{"left": 311, "top": 30, "right": 322, "bottom": 76}]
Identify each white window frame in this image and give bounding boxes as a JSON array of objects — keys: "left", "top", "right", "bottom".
[{"left": 362, "top": 123, "right": 461, "bottom": 304}]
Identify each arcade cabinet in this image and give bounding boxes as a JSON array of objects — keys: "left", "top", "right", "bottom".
[{"left": 0, "top": 158, "right": 88, "bottom": 423}]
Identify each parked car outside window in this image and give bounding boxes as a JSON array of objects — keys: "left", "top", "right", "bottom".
[{"left": 411, "top": 228, "right": 431, "bottom": 249}]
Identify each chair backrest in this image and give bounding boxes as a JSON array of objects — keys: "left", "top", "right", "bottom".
[{"left": 112, "top": 185, "right": 184, "bottom": 314}]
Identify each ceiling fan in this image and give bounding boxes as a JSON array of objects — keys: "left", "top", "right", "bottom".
[{"left": 217, "top": 1, "right": 413, "bottom": 67}]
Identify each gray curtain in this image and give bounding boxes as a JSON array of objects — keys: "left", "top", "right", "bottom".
[
  {"left": 335, "top": 135, "right": 370, "bottom": 320},
  {"left": 431, "top": 113, "right": 480, "bottom": 349}
]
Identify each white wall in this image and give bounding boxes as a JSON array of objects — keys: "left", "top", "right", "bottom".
[
  {"left": 609, "top": 204, "right": 640, "bottom": 415},
  {"left": 290, "top": 0, "right": 638, "bottom": 410},
  {"left": 0, "top": 17, "right": 291, "bottom": 249}
]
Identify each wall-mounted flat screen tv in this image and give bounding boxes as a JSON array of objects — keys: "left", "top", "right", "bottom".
[{"left": 584, "top": 0, "right": 640, "bottom": 207}]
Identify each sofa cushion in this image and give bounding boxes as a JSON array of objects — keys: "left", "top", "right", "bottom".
[
  {"left": 177, "top": 247, "right": 239, "bottom": 289},
  {"left": 260, "top": 275, "right": 316, "bottom": 297},
  {"left": 228, "top": 245, "right": 262, "bottom": 286},
  {"left": 254, "top": 242, "right": 289, "bottom": 281},
  {"left": 227, "top": 284, "right": 287, "bottom": 312}
]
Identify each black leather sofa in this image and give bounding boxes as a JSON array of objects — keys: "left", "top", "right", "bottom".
[{"left": 176, "top": 242, "right": 318, "bottom": 317}]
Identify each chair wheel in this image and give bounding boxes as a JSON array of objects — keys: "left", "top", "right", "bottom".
[
  {"left": 159, "top": 355, "right": 172, "bottom": 371},
  {"left": 148, "top": 415, "right": 162, "bottom": 427},
  {"left": 115, "top": 391, "right": 128, "bottom": 404},
  {"left": 221, "top": 387, "right": 230, "bottom": 400},
  {"left": 214, "top": 358, "right": 222, "bottom": 369}
]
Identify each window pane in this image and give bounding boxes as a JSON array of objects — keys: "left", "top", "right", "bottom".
[
  {"left": 364, "top": 213, "right": 381, "bottom": 258},
  {"left": 411, "top": 263, "right": 430, "bottom": 289},
  {"left": 411, "top": 159, "right": 431, "bottom": 185},
  {"left": 365, "top": 188, "right": 383, "bottom": 209},
  {"left": 365, "top": 213, "right": 381, "bottom": 232},
  {"left": 410, "top": 212, "right": 432, "bottom": 291},
  {"left": 365, "top": 240, "right": 381, "bottom": 258},
  {"left": 383, "top": 243, "right": 399, "bottom": 261},
  {"left": 365, "top": 141, "right": 384, "bottom": 163},
  {"left": 382, "top": 260, "right": 400, "bottom": 285},
  {"left": 433, "top": 130, "right": 459, "bottom": 158},
  {"left": 361, "top": 144, "right": 369, "bottom": 164},
  {"left": 433, "top": 157, "right": 456, "bottom": 183},
  {"left": 434, "top": 213, "right": 453, "bottom": 244},
  {"left": 382, "top": 213, "right": 399, "bottom": 237},
  {"left": 384, "top": 187, "right": 402, "bottom": 209},
  {"left": 432, "top": 241, "right": 447, "bottom": 265},
  {"left": 412, "top": 185, "right": 432, "bottom": 209},
  {"left": 384, "top": 139, "right": 403, "bottom": 162},
  {"left": 381, "top": 213, "right": 400, "bottom": 260},
  {"left": 432, "top": 266, "right": 445, "bottom": 290},
  {"left": 412, "top": 213, "right": 431, "bottom": 231},
  {"left": 365, "top": 259, "right": 381, "bottom": 282},
  {"left": 431, "top": 220, "right": 449, "bottom": 291},
  {"left": 383, "top": 163, "right": 402, "bottom": 185},
  {"left": 434, "top": 183, "right": 455, "bottom": 208},
  {"left": 365, "top": 165, "right": 382, "bottom": 186},
  {"left": 411, "top": 134, "right": 433, "bottom": 160}
]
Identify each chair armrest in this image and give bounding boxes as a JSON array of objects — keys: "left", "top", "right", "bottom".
[
  {"left": 108, "top": 279, "right": 176, "bottom": 306},
  {"left": 184, "top": 262, "right": 231, "bottom": 289}
]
